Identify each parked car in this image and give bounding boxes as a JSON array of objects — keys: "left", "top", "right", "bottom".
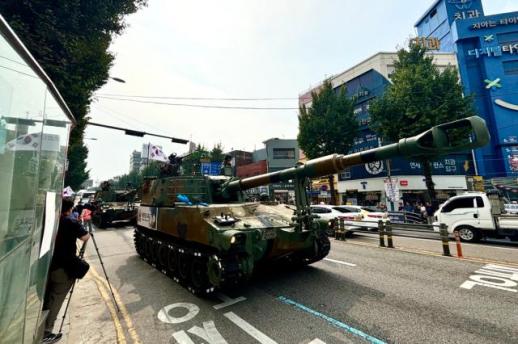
[
  {"left": 505, "top": 203, "right": 518, "bottom": 215},
  {"left": 310, "top": 205, "right": 360, "bottom": 236}
]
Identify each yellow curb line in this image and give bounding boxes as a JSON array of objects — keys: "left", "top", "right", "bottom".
[
  {"left": 90, "top": 267, "right": 142, "bottom": 344},
  {"left": 89, "top": 271, "right": 127, "bottom": 344},
  {"left": 340, "top": 240, "right": 518, "bottom": 268}
]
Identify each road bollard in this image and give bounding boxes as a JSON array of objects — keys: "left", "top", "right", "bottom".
[
  {"left": 439, "top": 223, "right": 451, "bottom": 257},
  {"left": 454, "top": 230, "right": 463, "bottom": 258},
  {"left": 386, "top": 220, "right": 394, "bottom": 249},
  {"left": 378, "top": 220, "right": 385, "bottom": 247}
]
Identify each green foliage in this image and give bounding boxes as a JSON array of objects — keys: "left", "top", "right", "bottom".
[
  {"left": 210, "top": 143, "right": 225, "bottom": 163},
  {"left": 298, "top": 80, "right": 359, "bottom": 159},
  {"left": 369, "top": 45, "right": 476, "bottom": 142},
  {"left": 369, "top": 44, "right": 477, "bottom": 205},
  {"left": 298, "top": 80, "right": 358, "bottom": 204},
  {"left": 182, "top": 145, "right": 210, "bottom": 175},
  {"left": 113, "top": 161, "right": 160, "bottom": 189},
  {"left": 1, "top": 0, "right": 148, "bottom": 189}
]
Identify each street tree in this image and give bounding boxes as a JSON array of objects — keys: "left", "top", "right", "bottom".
[
  {"left": 210, "top": 143, "right": 225, "bottom": 162},
  {"left": 182, "top": 145, "right": 210, "bottom": 175},
  {"left": 369, "top": 44, "right": 477, "bottom": 208},
  {"left": 0, "top": 0, "right": 148, "bottom": 189},
  {"left": 298, "top": 80, "right": 358, "bottom": 204}
]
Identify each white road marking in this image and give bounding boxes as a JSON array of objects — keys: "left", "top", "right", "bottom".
[
  {"left": 158, "top": 303, "right": 200, "bottom": 324},
  {"left": 172, "top": 330, "right": 195, "bottom": 344},
  {"left": 213, "top": 293, "right": 247, "bottom": 310},
  {"left": 324, "top": 258, "right": 357, "bottom": 267},
  {"left": 308, "top": 339, "right": 327, "bottom": 344},
  {"left": 188, "top": 321, "right": 228, "bottom": 344},
  {"left": 224, "top": 312, "right": 277, "bottom": 344},
  {"left": 460, "top": 264, "right": 518, "bottom": 293}
]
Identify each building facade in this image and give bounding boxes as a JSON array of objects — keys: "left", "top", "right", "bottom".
[
  {"left": 416, "top": 0, "right": 518, "bottom": 184},
  {"left": 299, "top": 52, "right": 473, "bottom": 208},
  {"left": 129, "top": 149, "right": 141, "bottom": 173},
  {"left": 263, "top": 138, "right": 300, "bottom": 201},
  {"left": 0, "top": 16, "right": 75, "bottom": 343}
]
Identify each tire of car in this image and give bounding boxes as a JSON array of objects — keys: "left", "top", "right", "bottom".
[
  {"left": 344, "top": 231, "right": 354, "bottom": 238},
  {"left": 455, "top": 226, "right": 481, "bottom": 243}
]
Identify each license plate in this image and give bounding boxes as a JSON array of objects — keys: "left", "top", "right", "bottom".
[{"left": 262, "top": 228, "right": 277, "bottom": 240}]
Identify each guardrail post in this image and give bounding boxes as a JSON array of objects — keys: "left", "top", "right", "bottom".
[
  {"left": 439, "top": 223, "right": 451, "bottom": 257},
  {"left": 339, "top": 218, "right": 346, "bottom": 241},
  {"left": 454, "top": 230, "right": 463, "bottom": 258},
  {"left": 378, "top": 220, "right": 385, "bottom": 247},
  {"left": 386, "top": 220, "right": 394, "bottom": 248}
]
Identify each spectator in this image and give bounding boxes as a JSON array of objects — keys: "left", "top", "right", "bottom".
[
  {"left": 425, "top": 202, "right": 434, "bottom": 224},
  {"left": 42, "top": 198, "right": 90, "bottom": 343}
]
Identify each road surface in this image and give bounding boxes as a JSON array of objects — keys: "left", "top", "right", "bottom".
[{"left": 82, "top": 226, "right": 518, "bottom": 344}]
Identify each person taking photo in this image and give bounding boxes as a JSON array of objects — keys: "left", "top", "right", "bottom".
[{"left": 42, "top": 198, "right": 90, "bottom": 343}]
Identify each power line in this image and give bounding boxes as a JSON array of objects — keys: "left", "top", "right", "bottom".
[
  {"left": 96, "top": 93, "right": 297, "bottom": 101},
  {"left": 96, "top": 96, "right": 299, "bottom": 110}
]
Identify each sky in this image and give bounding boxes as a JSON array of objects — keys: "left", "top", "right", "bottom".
[{"left": 84, "top": 0, "right": 518, "bottom": 183}]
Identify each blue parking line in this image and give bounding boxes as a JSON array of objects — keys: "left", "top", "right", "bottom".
[{"left": 277, "top": 296, "right": 386, "bottom": 344}]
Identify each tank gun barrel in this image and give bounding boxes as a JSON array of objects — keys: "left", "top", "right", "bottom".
[{"left": 225, "top": 116, "right": 489, "bottom": 192}]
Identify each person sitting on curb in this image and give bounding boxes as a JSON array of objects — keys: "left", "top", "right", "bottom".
[{"left": 42, "top": 198, "right": 90, "bottom": 344}]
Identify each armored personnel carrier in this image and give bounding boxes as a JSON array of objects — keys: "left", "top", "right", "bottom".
[
  {"left": 92, "top": 181, "right": 138, "bottom": 228},
  {"left": 134, "top": 117, "right": 489, "bottom": 294}
]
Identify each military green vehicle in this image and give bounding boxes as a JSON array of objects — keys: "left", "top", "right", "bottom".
[
  {"left": 134, "top": 117, "right": 489, "bottom": 294},
  {"left": 92, "top": 181, "right": 138, "bottom": 228}
]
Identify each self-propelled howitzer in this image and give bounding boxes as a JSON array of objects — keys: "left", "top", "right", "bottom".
[{"left": 134, "top": 116, "right": 489, "bottom": 294}]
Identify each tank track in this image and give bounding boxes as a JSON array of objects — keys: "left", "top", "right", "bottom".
[
  {"left": 301, "top": 231, "right": 331, "bottom": 265},
  {"left": 133, "top": 226, "right": 245, "bottom": 295}
]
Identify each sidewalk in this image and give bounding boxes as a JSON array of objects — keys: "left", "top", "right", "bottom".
[{"left": 55, "top": 271, "right": 118, "bottom": 344}]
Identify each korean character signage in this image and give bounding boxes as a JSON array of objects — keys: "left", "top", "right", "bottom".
[
  {"left": 467, "top": 44, "right": 518, "bottom": 59},
  {"left": 410, "top": 37, "right": 441, "bottom": 50},
  {"left": 448, "top": 0, "right": 483, "bottom": 22},
  {"left": 471, "top": 16, "right": 518, "bottom": 30}
]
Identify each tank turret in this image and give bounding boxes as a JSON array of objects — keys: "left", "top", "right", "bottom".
[{"left": 134, "top": 116, "right": 489, "bottom": 294}]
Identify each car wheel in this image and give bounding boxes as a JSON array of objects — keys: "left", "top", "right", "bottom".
[{"left": 456, "top": 226, "right": 481, "bottom": 243}]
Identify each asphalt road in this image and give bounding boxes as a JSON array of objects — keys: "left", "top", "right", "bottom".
[{"left": 83, "top": 226, "right": 518, "bottom": 344}]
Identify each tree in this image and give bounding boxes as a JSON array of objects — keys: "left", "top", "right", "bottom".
[
  {"left": 369, "top": 44, "right": 477, "bottom": 208},
  {"left": 182, "top": 145, "right": 210, "bottom": 175},
  {"left": 210, "top": 143, "right": 225, "bottom": 163},
  {"left": 0, "top": 0, "right": 148, "bottom": 189},
  {"left": 298, "top": 80, "right": 359, "bottom": 204}
]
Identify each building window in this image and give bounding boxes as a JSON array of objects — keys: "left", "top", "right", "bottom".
[
  {"left": 272, "top": 148, "right": 295, "bottom": 159},
  {"left": 503, "top": 60, "right": 518, "bottom": 76},
  {"left": 497, "top": 31, "right": 518, "bottom": 45}
]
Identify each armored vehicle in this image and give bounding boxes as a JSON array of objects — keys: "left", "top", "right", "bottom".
[
  {"left": 92, "top": 181, "right": 138, "bottom": 228},
  {"left": 134, "top": 117, "right": 489, "bottom": 294}
]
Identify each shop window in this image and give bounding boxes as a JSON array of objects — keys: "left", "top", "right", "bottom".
[
  {"left": 272, "top": 148, "right": 295, "bottom": 159},
  {"left": 503, "top": 60, "right": 518, "bottom": 76},
  {"left": 441, "top": 197, "right": 475, "bottom": 213}
]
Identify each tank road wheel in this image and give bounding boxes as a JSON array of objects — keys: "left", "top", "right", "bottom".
[
  {"left": 166, "top": 246, "right": 178, "bottom": 276},
  {"left": 177, "top": 250, "right": 191, "bottom": 282},
  {"left": 207, "top": 255, "right": 223, "bottom": 288},
  {"left": 144, "top": 238, "right": 154, "bottom": 263},
  {"left": 190, "top": 257, "right": 212, "bottom": 294},
  {"left": 134, "top": 231, "right": 145, "bottom": 257},
  {"left": 157, "top": 243, "right": 169, "bottom": 274}
]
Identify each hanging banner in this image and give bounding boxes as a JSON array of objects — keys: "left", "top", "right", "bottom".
[{"left": 384, "top": 178, "right": 400, "bottom": 202}]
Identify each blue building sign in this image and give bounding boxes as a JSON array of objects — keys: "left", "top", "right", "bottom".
[
  {"left": 201, "top": 162, "right": 221, "bottom": 176},
  {"left": 453, "top": 11, "right": 518, "bottom": 177}
]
